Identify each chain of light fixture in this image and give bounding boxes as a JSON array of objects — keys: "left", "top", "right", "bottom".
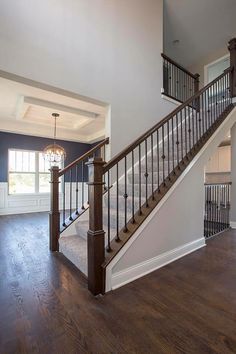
[{"left": 43, "top": 113, "right": 66, "bottom": 165}]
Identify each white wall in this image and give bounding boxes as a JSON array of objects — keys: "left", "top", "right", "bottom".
[
  {"left": 0, "top": 0, "right": 176, "bottom": 157},
  {"left": 188, "top": 46, "right": 229, "bottom": 88},
  {"left": 205, "top": 145, "right": 231, "bottom": 173},
  {"left": 0, "top": 182, "right": 87, "bottom": 215}
]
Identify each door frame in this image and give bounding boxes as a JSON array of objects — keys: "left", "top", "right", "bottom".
[{"left": 204, "top": 53, "right": 230, "bottom": 85}]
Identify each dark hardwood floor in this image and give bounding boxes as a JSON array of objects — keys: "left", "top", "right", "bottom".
[{"left": 0, "top": 213, "right": 236, "bottom": 353}]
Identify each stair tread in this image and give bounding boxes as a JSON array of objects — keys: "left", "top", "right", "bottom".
[{"left": 59, "top": 235, "right": 87, "bottom": 276}]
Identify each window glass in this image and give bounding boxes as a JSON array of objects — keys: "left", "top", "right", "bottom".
[
  {"left": 39, "top": 173, "right": 51, "bottom": 193},
  {"left": 8, "top": 149, "right": 56, "bottom": 195},
  {"left": 9, "top": 173, "right": 35, "bottom": 194}
]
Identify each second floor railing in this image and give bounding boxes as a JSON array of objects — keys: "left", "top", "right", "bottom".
[
  {"left": 162, "top": 53, "right": 200, "bottom": 103},
  {"left": 204, "top": 183, "right": 231, "bottom": 238}
]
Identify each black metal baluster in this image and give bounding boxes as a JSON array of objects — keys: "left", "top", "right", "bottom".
[
  {"left": 107, "top": 170, "right": 111, "bottom": 251},
  {"left": 171, "top": 117, "right": 175, "bottom": 172},
  {"left": 184, "top": 106, "right": 188, "bottom": 157},
  {"left": 157, "top": 130, "right": 160, "bottom": 191},
  {"left": 176, "top": 114, "right": 180, "bottom": 167},
  {"left": 145, "top": 139, "right": 149, "bottom": 207},
  {"left": 132, "top": 150, "right": 135, "bottom": 223},
  {"left": 192, "top": 100, "right": 195, "bottom": 147},
  {"left": 188, "top": 105, "right": 192, "bottom": 152},
  {"left": 167, "top": 120, "right": 170, "bottom": 179},
  {"left": 75, "top": 164, "right": 79, "bottom": 214},
  {"left": 124, "top": 156, "right": 128, "bottom": 232},
  {"left": 69, "top": 169, "right": 73, "bottom": 220},
  {"left": 162, "top": 125, "right": 165, "bottom": 184},
  {"left": 63, "top": 174, "right": 66, "bottom": 227},
  {"left": 151, "top": 134, "right": 154, "bottom": 200},
  {"left": 81, "top": 161, "right": 85, "bottom": 209},
  {"left": 116, "top": 163, "right": 120, "bottom": 241},
  {"left": 180, "top": 109, "right": 183, "bottom": 161},
  {"left": 139, "top": 144, "right": 142, "bottom": 214}
]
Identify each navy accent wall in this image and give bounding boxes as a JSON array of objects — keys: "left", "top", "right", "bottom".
[{"left": 0, "top": 131, "right": 92, "bottom": 182}]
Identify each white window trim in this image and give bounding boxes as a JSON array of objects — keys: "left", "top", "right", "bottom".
[
  {"left": 8, "top": 148, "right": 57, "bottom": 196},
  {"left": 204, "top": 53, "right": 230, "bottom": 86}
]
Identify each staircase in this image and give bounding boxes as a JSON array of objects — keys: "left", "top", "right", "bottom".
[{"left": 49, "top": 38, "right": 236, "bottom": 295}]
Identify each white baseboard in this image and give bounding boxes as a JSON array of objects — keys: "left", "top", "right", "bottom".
[
  {"left": 111, "top": 237, "right": 206, "bottom": 290},
  {"left": 230, "top": 221, "right": 236, "bottom": 229}
]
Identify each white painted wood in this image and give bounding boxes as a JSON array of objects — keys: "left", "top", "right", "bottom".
[
  {"left": 230, "top": 221, "right": 236, "bottom": 229},
  {"left": 0, "top": 182, "right": 87, "bottom": 215},
  {"left": 111, "top": 238, "right": 206, "bottom": 290},
  {"left": 161, "top": 93, "right": 181, "bottom": 106}
]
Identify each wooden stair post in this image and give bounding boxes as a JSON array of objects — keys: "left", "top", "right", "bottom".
[
  {"left": 228, "top": 38, "right": 236, "bottom": 98},
  {"left": 49, "top": 166, "right": 60, "bottom": 252},
  {"left": 194, "top": 73, "right": 200, "bottom": 111},
  {"left": 86, "top": 157, "right": 105, "bottom": 295}
]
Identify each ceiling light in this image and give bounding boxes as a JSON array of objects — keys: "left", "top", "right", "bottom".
[{"left": 43, "top": 113, "right": 66, "bottom": 166}]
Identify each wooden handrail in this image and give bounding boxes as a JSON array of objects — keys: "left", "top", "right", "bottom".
[
  {"left": 161, "top": 53, "right": 198, "bottom": 79},
  {"left": 161, "top": 53, "right": 199, "bottom": 80},
  {"left": 103, "top": 68, "right": 231, "bottom": 173},
  {"left": 204, "top": 182, "right": 232, "bottom": 186},
  {"left": 59, "top": 137, "right": 109, "bottom": 176}
]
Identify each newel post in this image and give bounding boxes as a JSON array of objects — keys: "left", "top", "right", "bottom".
[
  {"left": 86, "top": 157, "right": 105, "bottom": 295},
  {"left": 49, "top": 166, "right": 60, "bottom": 252},
  {"left": 194, "top": 73, "right": 200, "bottom": 94},
  {"left": 228, "top": 38, "right": 236, "bottom": 99},
  {"left": 194, "top": 73, "right": 200, "bottom": 111}
]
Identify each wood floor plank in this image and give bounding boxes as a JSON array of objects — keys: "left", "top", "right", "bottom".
[{"left": 0, "top": 213, "right": 236, "bottom": 353}]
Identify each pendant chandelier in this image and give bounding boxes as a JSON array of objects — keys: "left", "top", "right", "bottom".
[{"left": 43, "top": 113, "right": 66, "bottom": 165}]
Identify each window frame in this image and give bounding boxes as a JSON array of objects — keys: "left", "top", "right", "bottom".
[{"left": 8, "top": 148, "right": 61, "bottom": 196}]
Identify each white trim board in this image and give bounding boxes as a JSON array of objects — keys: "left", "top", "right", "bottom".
[
  {"left": 111, "top": 237, "right": 206, "bottom": 290},
  {"left": 161, "top": 92, "right": 181, "bottom": 107},
  {"left": 204, "top": 53, "right": 230, "bottom": 86},
  {"left": 230, "top": 222, "right": 236, "bottom": 229},
  {"left": 0, "top": 182, "right": 88, "bottom": 215}
]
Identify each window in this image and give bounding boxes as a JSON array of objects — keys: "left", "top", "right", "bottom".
[{"left": 8, "top": 149, "right": 62, "bottom": 195}]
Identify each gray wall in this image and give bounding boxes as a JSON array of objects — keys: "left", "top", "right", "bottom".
[
  {"left": 0, "top": 131, "right": 91, "bottom": 182},
  {"left": 0, "top": 0, "right": 176, "bottom": 157}
]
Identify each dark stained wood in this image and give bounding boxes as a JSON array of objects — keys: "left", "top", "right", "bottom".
[
  {"left": 86, "top": 157, "right": 106, "bottom": 295},
  {"left": 161, "top": 53, "right": 198, "bottom": 79},
  {"left": 0, "top": 213, "right": 236, "bottom": 353},
  {"left": 103, "top": 103, "right": 234, "bottom": 267},
  {"left": 194, "top": 73, "right": 200, "bottom": 110},
  {"left": 49, "top": 166, "right": 60, "bottom": 252},
  {"left": 59, "top": 137, "right": 109, "bottom": 176},
  {"left": 228, "top": 38, "right": 236, "bottom": 98}
]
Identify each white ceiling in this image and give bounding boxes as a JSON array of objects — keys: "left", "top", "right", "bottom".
[
  {"left": 0, "top": 75, "right": 108, "bottom": 143},
  {"left": 164, "top": 0, "right": 236, "bottom": 68}
]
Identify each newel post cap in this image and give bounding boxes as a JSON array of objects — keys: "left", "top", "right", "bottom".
[
  {"left": 86, "top": 157, "right": 105, "bottom": 167},
  {"left": 228, "top": 38, "right": 236, "bottom": 51}
]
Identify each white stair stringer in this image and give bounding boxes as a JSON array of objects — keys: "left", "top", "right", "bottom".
[{"left": 105, "top": 106, "right": 236, "bottom": 292}]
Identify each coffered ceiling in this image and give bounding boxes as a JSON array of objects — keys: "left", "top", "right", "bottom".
[{"left": 0, "top": 73, "right": 108, "bottom": 143}]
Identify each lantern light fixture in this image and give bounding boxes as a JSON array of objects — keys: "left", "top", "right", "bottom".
[{"left": 43, "top": 113, "right": 66, "bottom": 166}]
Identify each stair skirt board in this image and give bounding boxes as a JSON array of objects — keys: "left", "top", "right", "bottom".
[{"left": 109, "top": 237, "right": 206, "bottom": 291}]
